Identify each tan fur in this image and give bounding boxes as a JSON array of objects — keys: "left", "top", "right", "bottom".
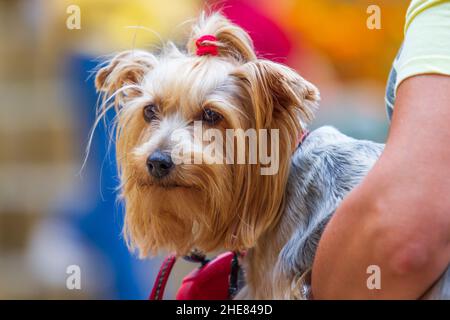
[{"left": 95, "top": 12, "right": 319, "bottom": 296}]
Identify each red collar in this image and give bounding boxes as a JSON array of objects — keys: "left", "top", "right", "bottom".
[{"left": 296, "top": 129, "right": 309, "bottom": 149}]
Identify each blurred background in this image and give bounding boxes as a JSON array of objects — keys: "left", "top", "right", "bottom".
[{"left": 0, "top": 0, "right": 409, "bottom": 299}]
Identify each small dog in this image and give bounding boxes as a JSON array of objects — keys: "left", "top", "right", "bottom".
[{"left": 95, "top": 13, "right": 449, "bottom": 299}]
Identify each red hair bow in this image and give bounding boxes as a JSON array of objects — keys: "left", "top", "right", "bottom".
[{"left": 195, "top": 35, "right": 218, "bottom": 56}]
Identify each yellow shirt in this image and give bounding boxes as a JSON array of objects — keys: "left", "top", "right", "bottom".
[{"left": 394, "top": 0, "right": 450, "bottom": 91}]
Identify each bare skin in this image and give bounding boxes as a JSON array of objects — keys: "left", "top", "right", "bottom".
[{"left": 312, "top": 75, "right": 450, "bottom": 299}]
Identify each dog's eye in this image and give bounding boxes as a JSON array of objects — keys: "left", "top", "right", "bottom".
[
  {"left": 143, "top": 104, "right": 157, "bottom": 122},
  {"left": 202, "top": 108, "right": 222, "bottom": 125}
]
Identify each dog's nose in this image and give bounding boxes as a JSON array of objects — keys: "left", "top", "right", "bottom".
[{"left": 146, "top": 150, "right": 174, "bottom": 178}]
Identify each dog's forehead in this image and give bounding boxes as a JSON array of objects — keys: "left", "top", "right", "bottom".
[{"left": 142, "top": 56, "right": 236, "bottom": 107}]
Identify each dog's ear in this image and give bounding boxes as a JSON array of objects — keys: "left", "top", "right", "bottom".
[
  {"left": 186, "top": 12, "right": 256, "bottom": 62},
  {"left": 233, "top": 59, "right": 319, "bottom": 145},
  {"left": 225, "top": 60, "right": 320, "bottom": 250},
  {"left": 95, "top": 50, "right": 157, "bottom": 105}
]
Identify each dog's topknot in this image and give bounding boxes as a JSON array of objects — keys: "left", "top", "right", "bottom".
[{"left": 187, "top": 12, "right": 256, "bottom": 63}]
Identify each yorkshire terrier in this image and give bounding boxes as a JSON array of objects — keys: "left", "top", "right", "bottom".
[{"left": 94, "top": 13, "right": 449, "bottom": 299}]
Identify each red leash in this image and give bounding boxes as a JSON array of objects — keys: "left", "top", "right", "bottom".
[{"left": 149, "top": 254, "right": 177, "bottom": 300}]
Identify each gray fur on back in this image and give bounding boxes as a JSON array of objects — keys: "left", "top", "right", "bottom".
[{"left": 273, "top": 126, "right": 449, "bottom": 299}]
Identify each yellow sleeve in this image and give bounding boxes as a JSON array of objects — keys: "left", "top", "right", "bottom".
[{"left": 394, "top": 0, "right": 450, "bottom": 91}]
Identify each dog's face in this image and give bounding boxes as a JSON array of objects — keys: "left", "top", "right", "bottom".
[{"left": 95, "top": 13, "right": 319, "bottom": 257}]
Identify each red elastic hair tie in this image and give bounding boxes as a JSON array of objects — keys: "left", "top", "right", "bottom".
[{"left": 195, "top": 35, "right": 218, "bottom": 56}]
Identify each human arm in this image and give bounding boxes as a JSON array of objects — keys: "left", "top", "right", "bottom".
[
  {"left": 311, "top": 74, "right": 450, "bottom": 299},
  {"left": 311, "top": 0, "right": 450, "bottom": 299}
]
